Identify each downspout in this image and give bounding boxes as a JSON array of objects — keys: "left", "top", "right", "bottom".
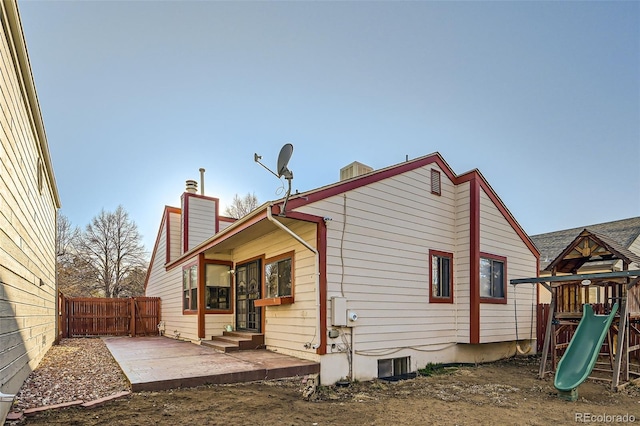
[{"left": 267, "top": 204, "right": 321, "bottom": 350}]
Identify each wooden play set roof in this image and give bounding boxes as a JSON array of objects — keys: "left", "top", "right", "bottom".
[
  {"left": 545, "top": 228, "right": 640, "bottom": 274},
  {"left": 531, "top": 217, "right": 640, "bottom": 270}
]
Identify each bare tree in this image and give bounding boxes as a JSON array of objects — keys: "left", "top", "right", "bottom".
[
  {"left": 224, "top": 192, "right": 259, "bottom": 219},
  {"left": 56, "top": 213, "right": 79, "bottom": 261},
  {"left": 56, "top": 214, "right": 91, "bottom": 296},
  {"left": 57, "top": 255, "right": 96, "bottom": 297},
  {"left": 118, "top": 266, "right": 147, "bottom": 297},
  {"left": 78, "top": 206, "right": 147, "bottom": 297}
]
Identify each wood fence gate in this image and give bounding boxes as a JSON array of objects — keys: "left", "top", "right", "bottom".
[{"left": 59, "top": 294, "right": 161, "bottom": 338}]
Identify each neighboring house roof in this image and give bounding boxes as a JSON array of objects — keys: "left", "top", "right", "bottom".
[{"left": 531, "top": 217, "right": 640, "bottom": 270}]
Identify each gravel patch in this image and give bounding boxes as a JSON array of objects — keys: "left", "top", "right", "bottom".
[{"left": 9, "top": 338, "right": 130, "bottom": 414}]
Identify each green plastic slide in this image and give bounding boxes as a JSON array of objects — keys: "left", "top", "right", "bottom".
[{"left": 554, "top": 303, "right": 618, "bottom": 397}]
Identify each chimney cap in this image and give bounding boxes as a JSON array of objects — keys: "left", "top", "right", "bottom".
[{"left": 185, "top": 179, "right": 198, "bottom": 194}]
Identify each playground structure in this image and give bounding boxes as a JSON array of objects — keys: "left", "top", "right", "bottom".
[{"left": 512, "top": 229, "right": 640, "bottom": 397}]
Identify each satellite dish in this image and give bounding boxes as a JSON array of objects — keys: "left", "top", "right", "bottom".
[
  {"left": 253, "top": 143, "right": 295, "bottom": 215},
  {"left": 277, "top": 143, "right": 294, "bottom": 179}
]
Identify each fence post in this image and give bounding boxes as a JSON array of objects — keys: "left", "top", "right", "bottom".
[{"left": 130, "top": 297, "right": 136, "bottom": 336}]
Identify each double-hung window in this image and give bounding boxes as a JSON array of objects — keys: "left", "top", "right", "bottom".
[
  {"left": 480, "top": 253, "right": 507, "bottom": 303},
  {"left": 429, "top": 250, "right": 453, "bottom": 303},
  {"left": 183, "top": 263, "right": 198, "bottom": 311}
]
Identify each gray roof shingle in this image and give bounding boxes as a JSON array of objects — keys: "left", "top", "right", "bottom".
[{"left": 531, "top": 217, "right": 640, "bottom": 269}]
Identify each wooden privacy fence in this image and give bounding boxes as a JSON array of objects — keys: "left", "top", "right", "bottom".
[{"left": 59, "top": 294, "right": 160, "bottom": 338}]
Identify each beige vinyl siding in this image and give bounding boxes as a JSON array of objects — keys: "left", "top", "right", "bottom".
[
  {"left": 204, "top": 314, "right": 233, "bottom": 339},
  {"left": 168, "top": 211, "right": 181, "bottom": 263},
  {"left": 218, "top": 220, "right": 233, "bottom": 232},
  {"left": 478, "top": 188, "right": 537, "bottom": 343},
  {"left": 186, "top": 197, "right": 217, "bottom": 251},
  {"left": 145, "top": 223, "right": 199, "bottom": 341},
  {"left": 0, "top": 3, "right": 58, "bottom": 421},
  {"left": 454, "top": 181, "right": 471, "bottom": 342},
  {"left": 298, "top": 165, "right": 460, "bottom": 355},
  {"left": 231, "top": 221, "right": 317, "bottom": 357}
]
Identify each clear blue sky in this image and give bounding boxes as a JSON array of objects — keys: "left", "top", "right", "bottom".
[{"left": 18, "top": 1, "right": 639, "bottom": 256}]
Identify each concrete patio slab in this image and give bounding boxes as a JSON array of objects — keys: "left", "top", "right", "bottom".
[{"left": 103, "top": 336, "right": 319, "bottom": 391}]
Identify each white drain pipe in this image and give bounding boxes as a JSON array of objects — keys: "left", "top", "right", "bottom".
[{"left": 267, "top": 205, "right": 320, "bottom": 350}]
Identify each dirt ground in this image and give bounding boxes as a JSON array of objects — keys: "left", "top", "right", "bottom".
[{"left": 13, "top": 356, "right": 640, "bottom": 426}]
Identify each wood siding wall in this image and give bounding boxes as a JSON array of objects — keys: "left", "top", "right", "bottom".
[
  {"left": 478, "top": 188, "right": 537, "bottom": 343},
  {"left": 185, "top": 196, "right": 217, "bottom": 251},
  {"left": 454, "top": 181, "right": 471, "bottom": 342},
  {"left": 300, "top": 165, "right": 461, "bottom": 353},
  {"left": 146, "top": 159, "right": 538, "bottom": 383},
  {"left": 218, "top": 220, "right": 233, "bottom": 232},
  {"left": 231, "top": 221, "right": 317, "bottom": 355},
  {"left": 168, "top": 211, "right": 181, "bottom": 263},
  {"left": 146, "top": 218, "right": 318, "bottom": 351},
  {"left": 0, "top": 1, "right": 58, "bottom": 420},
  {"left": 145, "top": 220, "right": 199, "bottom": 341}
]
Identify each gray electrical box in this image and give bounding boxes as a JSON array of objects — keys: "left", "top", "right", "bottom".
[{"left": 331, "top": 296, "right": 347, "bottom": 326}]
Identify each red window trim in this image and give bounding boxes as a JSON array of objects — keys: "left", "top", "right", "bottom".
[
  {"left": 479, "top": 252, "right": 507, "bottom": 304},
  {"left": 203, "top": 259, "right": 234, "bottom": 314},
  {"left": 261, "top": 251, "right": 295, "bottom": 302},
  {"left": 429, "top": 249, "right": 454, "bottom": 304}
]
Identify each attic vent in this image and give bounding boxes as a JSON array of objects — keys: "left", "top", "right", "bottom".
[
  {"left": 431, "top": 169, "right": 441, "bottom": 196},
  {"left": 340, "top": 161, "right": 373, "bottom": 181}
]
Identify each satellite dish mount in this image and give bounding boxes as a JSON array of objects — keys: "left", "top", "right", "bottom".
[{"left": 254, "top": 143, "right": 294, "bottom": 215}]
